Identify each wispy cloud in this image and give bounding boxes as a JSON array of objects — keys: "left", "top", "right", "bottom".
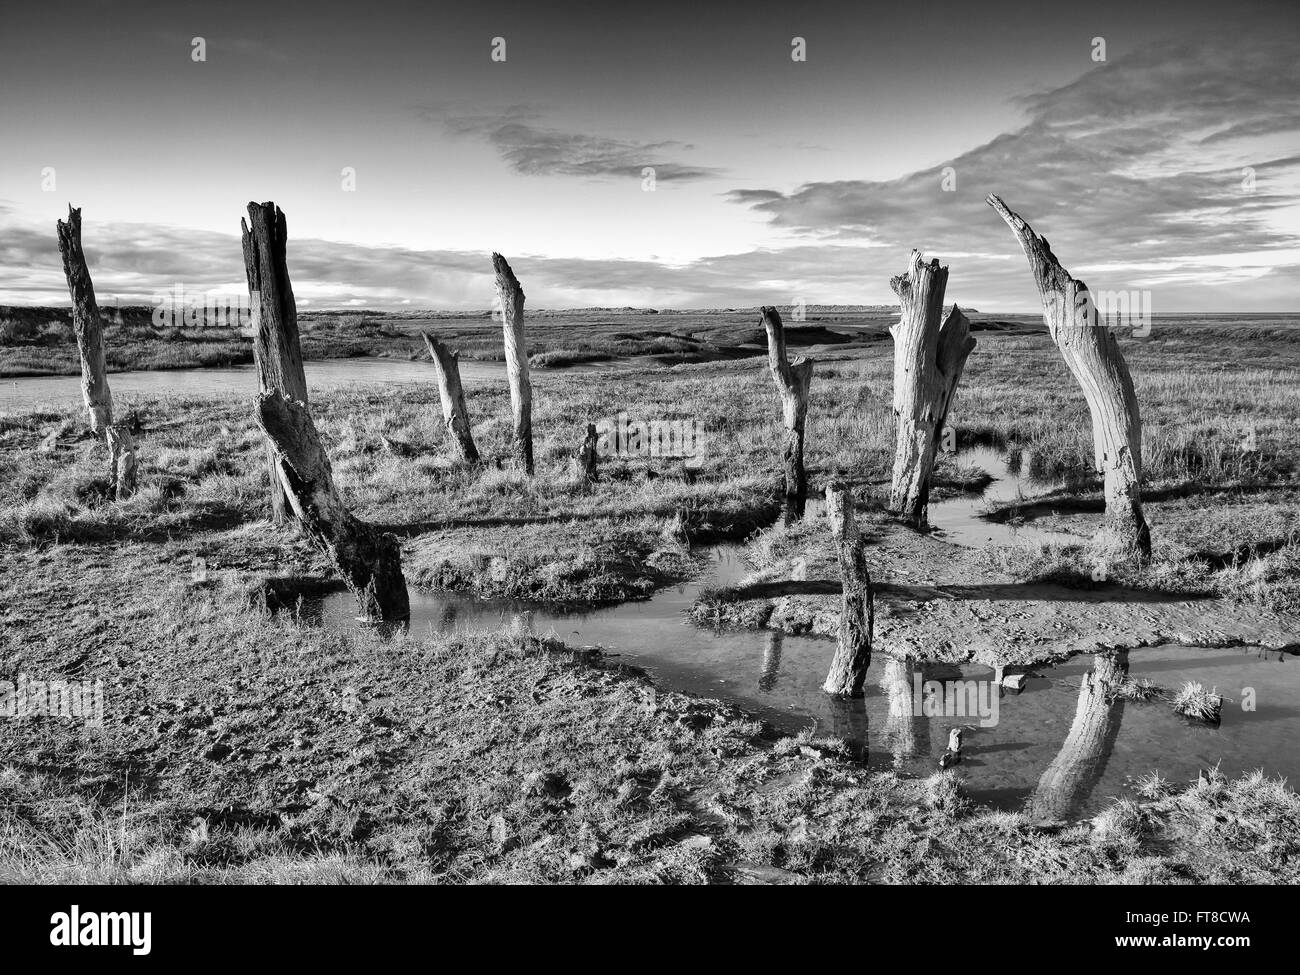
[
  {"left": 428, "top": 106, "right": 725, "bottom": 183},
  {"left": 726, "top": 36, "right": 1300, "bottom": 307}
]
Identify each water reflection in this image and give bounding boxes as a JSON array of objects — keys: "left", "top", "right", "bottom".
[
  {"left": 879, "top": 655, "right": 930, "bottom": 769},
  {"left": 759, "top": 631, "right": 783, "bottom": 692},
  {"left": 1025, "top": 651, "right": 1129, "bottom": 821},
  {"left": 309, "top": 550, "right": 1300, "bottom": 818}
]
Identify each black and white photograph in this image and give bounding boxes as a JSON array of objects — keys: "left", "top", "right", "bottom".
[{"left": 0, "top": 0, "right": 1298, "bottom": 928}]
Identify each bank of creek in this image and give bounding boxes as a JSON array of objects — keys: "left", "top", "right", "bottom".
[{"left": 294, "top": 446, "right": 1300, "bottom": 821}]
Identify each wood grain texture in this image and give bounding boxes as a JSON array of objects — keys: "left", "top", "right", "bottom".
[
  {"left": 988, "top": 195, "right": 1150, "bottom": 556},
  {"left": 242, "top": 201, "right": 309, "bottom": 522},
  {"left": 887, "top": 251, "right": 975, "bottom": 521},
  {"left": 55, "top": 205, "right": 137, "bottom": 499},
  {"left": 762, "top": 306, "right": 814, "bottom": 497},
  {"left": 493, "top": 253, "right": 533, "bottom": 474},
  {"left": 823, "top": 488, "right": 874, "bottom": 697},
  {"left": 422, "top": 331, "right": 480, "bottom": 463},
  {"left": 254, "top": 393, "right": 409, "bottom": 623}
]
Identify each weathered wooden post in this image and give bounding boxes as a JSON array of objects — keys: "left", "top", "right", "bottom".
[
  {"left": 824, "top": 481, "right": 847, "bottom": 534},
  {"left": 241, "top": 201, "right": 309, "bottom": 524},
  {"left": 762, "top": 306, "right": 814, "bottom": 498},
  {"left": 888, "top": 251, "right": 975, "bottom": 522},
  {"left": 1026, "top": 651, "right": 1128, "bottom": 822},
  {"left": 579, "top": 422, "right": 599, "bottom": 483},
  {"left": 55, "top": 206, "right": 137, "bottom": 500},
  {"left": 421, "top": 331, "right": 480, "bottom": 463},
  {"left": 493, "top": 253, "right": 533, "bottom": 474},
  {"left": 987, "top": 195, "right": 1150, "bottom": 556},
  {"left": 254, "top": 393, "right": 410, "bottom": 624},
  {"left": 823, "top": 487, "right": 874, "bottom": 697}
]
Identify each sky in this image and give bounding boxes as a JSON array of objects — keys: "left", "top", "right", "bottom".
[{"left": 1, "top": 0, "right": 1297, "bottom": 311}]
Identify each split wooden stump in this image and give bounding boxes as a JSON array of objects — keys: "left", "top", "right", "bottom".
[
  {"left": 888, "top": 251, "right": 975, "bottom": 523},
  {"left": 761, "top": 306, "right": 813, "bottom": 498}
]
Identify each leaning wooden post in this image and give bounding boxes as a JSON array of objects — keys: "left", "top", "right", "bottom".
[
  {"left": 493, "top": 253, "right": 533, "bottom": 474},
  {"left": 254, "top": 393, "right": 410, "bottom": 623},
  {"left": 888, "top": 251, "right": 975, "bottom": 522},
  {"left": 761, "top": 306, "right": 814, "bottom": 498},
  {"left": 421, "top": 331, "right": 480, "bottom": 463},
  {"left": 987, "top": 195, "right": 1150, "bottom": 556},
  {"left": 579, "top": 422, "right": 599, "bottom": 483},
  {"left": 823, "top": 488, "right": 874, "bottom": 697},
  {"left": 55, "top": 206, "right": 137, "bottom": 500},
  {"left": 241, "top": 201, "right": 309, "bottom": 524}
]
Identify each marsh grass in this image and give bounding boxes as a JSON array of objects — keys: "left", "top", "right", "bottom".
[
  {"left": 1172, "top": 681, "right": 1224, "bottom": 723},
  {"left": 2, "top": 318, "right": 1299, "bottom": 883},
  {"left": 1113, "top": 677, "right": 1164, "bottom": 703}
]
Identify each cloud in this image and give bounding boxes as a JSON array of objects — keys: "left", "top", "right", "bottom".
[
  {"left": 0, "top": 210, "right": 902, "bottom": 309},
  {"left": 725, "top": 35, "right": 1300, "bottom": 309},
  {"left": 431, "top": 106, "right": 725, "bottom": 183}
]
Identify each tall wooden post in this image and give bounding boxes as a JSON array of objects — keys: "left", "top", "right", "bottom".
[
  {"left": 823, "top": 487, "right": 874, "bottom": 697},
  {"left": 421, "top": 331, "right": 480, "bottom": 463},
  {"left": 254, "top": 393, "right": 410, "bottom": 624},
  {"left": 761, "top": 306, "right": 814, "bottom": 498},
  {"left": 493, "top": 253, "right": 533, "bottom": 474},
  {"left": 579, "top": 422, "right": 599, "bottom": 484},
  {"left": 987, "top": 195, "right": 1150, "bottom": 556},
  {"left": 888, "top": 251, "right": 975, "bottom": 522},
  {"left": 55, "top": 206, "right": 137, "bottom": 500},
  {"left": 241, "top": 201, "right": 309, "bottom": 523}
]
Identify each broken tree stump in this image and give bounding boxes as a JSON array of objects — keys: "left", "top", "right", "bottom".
[
  {"left": 253, "top": 392, "right": 410, "bottom": 624},
  {"left": 241, "top": 201, "right": 309, "bottom": 524},
  {"left": 887, "top": 251, "right": 975, "bottom": 522},
  {"left": 493, "top": 253, "right": 533, "bottom": 474},
  {"left": 55, "top": 205, "right": 137, "bottom": 499},
  {"left": 579, "top": 422, "right": 599, "bottom": 483},
  {"left": 988, "top": 195, "right": 1151, "bottom": 557},
  {"left": 762, "top": 306, "right": 814, "bottom": 497},
  {"left": 421, "top": 331, "right": 480, "bottom": 463},
  {"left": 823, "top": 488, "right": 874, "bottom": 697}
]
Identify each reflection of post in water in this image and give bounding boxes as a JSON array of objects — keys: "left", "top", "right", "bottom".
[
  {"left": 508, "top": 611, "right": 537, "bottom": 639},
  {"left": 1026, "top": 651, "right": 1129, "bottom": 821},
  {"left": 879, "top": 655, "right": 931, "bottom": 769},
  {"left": 782, "top": 494, "right": 807, "bottom": 525},
  {"left": 759, "top": 630, "right": 783, "bottom": 692},
  {"left": 827, "top": 696, "right": 869, "bottom": 762},
  {"left": 437, "top": 601, "right": 460, "bottom": 632}
]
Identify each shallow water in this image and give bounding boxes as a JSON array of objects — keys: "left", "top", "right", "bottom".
[
  {"left": 0, "top": 356, "right": 634, "bottom": 412},
  {"left": 927, "top": 445, "right": 1084, "bottom": 548},
  {"left": 312, "top": 545, "right": 1299, "bottom": 818}
]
